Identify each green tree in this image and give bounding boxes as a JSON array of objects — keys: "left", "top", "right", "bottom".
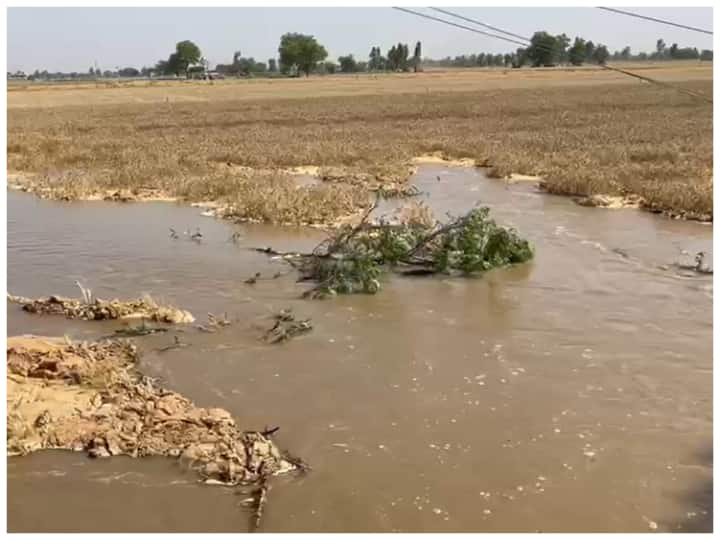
[
  {"left": 556, "top": 33, "right": 571, "bottom": 64},
  {"left": 656, "top": 38, "right": 666, "bottom": 58},
  {"left": 268, "top": 58, "right": 278, "bottom": 72},
  {"left": 119, "top": 67, "right": 140, "bottom": 77},
  {"left": 592, "top": 44, "right": 610, "bottom": 65},
  {"left": 338, "top": 54, "right": 358, "bottom": 73},
  {"left": 175, "top": 40, "right": 202, "bottom": 76},
  {"left": 278, "top": 33, "right": 328, "bottom": 76},
  {"left": 369, "top": 46, "right": 381, "bottom": 70},
  {"left": 413, "top": 41, "right": 422, "bottom": 72},
  {"left": 585, "top": 40, "right": 595, "bottom": 62},
  {"left": 620, "top": 46, "right": 631, "bottom": 61},
  {"left": 700, "top": 49, "right": 713, "bottom": 61},
  {"left": 568, "top": 37, "right": 586, "bottom": 66},
  {"left": 526, "top": 32, "right": 559, "bottom": 66}
]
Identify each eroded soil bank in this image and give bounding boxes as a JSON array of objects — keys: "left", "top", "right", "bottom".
[
  {"left": 7, "top": 335, "right": 299, "bottom": 476},
  {"left": 7, "top": 165, "right": 712, "bottom": 532}
]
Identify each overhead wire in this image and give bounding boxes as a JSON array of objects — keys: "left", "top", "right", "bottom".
[
  {"left": 596, "top": 7, "right": 712, "bottom": 36},
  {"left": 392, "top": 6, "right": 712, "bottom": 104}
]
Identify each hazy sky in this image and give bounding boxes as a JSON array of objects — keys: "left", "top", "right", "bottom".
[{"left": 7, "top": 7, "right": 714, "bottom": 72}]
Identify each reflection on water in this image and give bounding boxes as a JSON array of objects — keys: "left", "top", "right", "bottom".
[{"left": 6, "top": 166, "right": 712, "bottom": 532}]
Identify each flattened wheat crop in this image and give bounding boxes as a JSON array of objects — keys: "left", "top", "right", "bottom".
[{"left": 7, "top": 77, "right": 712, "bottom": 220}]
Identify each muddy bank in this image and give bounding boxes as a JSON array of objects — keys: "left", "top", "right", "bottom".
[
  {"left": 7, "top": 292, "right": 194, "bottom": 324},
  {"left": 7, "top": 336, "right": 301, "bottom": 486}
]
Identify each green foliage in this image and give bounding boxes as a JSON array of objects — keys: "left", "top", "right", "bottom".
[
  {"left": 175, "top": 40, "right": 202, "bottom": 75},
  {"left": 526, "top": 31, "right": 560, "bottom": 66},
  {"left": 155, "top": 40, "right": 202, "bottom": 76},
  {"left": 302, "top": 207, "right": 533, "bottom": 298},
  {"left": 387, "top": 43, "right": 410, "bottom": 71},
  {"left": 278, "top": 33, "right": 328, "bottom": 76},
  {"left": 592, "top": 45, "right": 610, "bottom": 65},
  {"left": 431, "top": 208, "right": 533, "bottom": 273},
  {"left": 338, "top": 54, "right": 358, "bottom": 73},
  {"left": 568, "top": 37, "right": 587, "bottom": 66},
  {"left": 413, "top": 41, "right": 422, "bottom": 72},
  {"left": 368, "top": 46, "right": 385, "bottom": 71}
]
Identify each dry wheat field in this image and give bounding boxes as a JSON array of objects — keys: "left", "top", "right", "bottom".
[{"left": 7, "top": 65, "right": 713, "bottom": 224}]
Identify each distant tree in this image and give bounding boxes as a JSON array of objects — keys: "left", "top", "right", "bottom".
[
  {"left": 155, "top": 59, "right": 169, "bottom": 75},
  {"left": 268, "top": 58, "right": 278, "bottom": 72},
  {"left": 278, "top": 33, "right": 328, "bottom": 76},
  {"left": 153, "top": 41, "right": 200, "bottom": 77},
  {"left": 556, "top": 33, "right": 571, "bottom": 64},
  {"left": 167, "top": 53, "right": 182, "bottom": 75},
  {"left": 585, "top": 40, "right": 595, "bottom": 62},
  {"left": 526, "top": 32, "right": 560, "bottom": 66},
  {"left": 88, "top": 66, "right": 95, "bottom": 76},
  {"left": 401, "top": 43, "right": 410, "bottom": 70},
  {"left": 513, "top": 47, "right": 529, "bottom": 68},
  {"left": 413, "top": 41, "right": 422, "bottom": 72},
  {"left": 700, "top": 49, "right": 713, "bottom": 61},
  {"left": 669, "top": 42, "right": 679, "bottom": 59},
  {"left": 118, "top": 67, "right": 140, "bottom": 77},
  {"left": 620, "top": 46, "right": 631, "bottom": 61},
  {"left": 338, "top": 54, "right": 358, "bottom": 73},
  {"left": 656, "top": 38, "right": 667, "bottom": 58},
  {"left": 592, "top": 44, "right": 610, "bottom": 65},
  {"left": 387, "top": 45, "right": 397, "bottom": 70},
  {"left": 175, "top": 40, "right": 202, "bottom": 75},
  {"left": 356, "top": 60, "right": 368, "bottom": 72},
  {"left": 568, "top": 37, "right": 586, "bottom": 66},
  {"left": 369, "top": 46, "right": 381, "bottom": 70}
]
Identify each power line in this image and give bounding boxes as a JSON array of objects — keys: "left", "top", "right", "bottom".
[
  {"left": 428, "top": 7, "right": 529, "bottom": 42},
  {"left": 391, "top": 6, "right": 712, "bottom": 104},
  {"left": 392, "top": 7, "right": 528, "bottom": 48},
  {"left": 597, "top": 7, "right": 712, "bottom": 36}
]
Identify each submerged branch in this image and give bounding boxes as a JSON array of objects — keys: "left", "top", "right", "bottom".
[{"left": 254, "top": 205, "right": 534, "bottom": 298}]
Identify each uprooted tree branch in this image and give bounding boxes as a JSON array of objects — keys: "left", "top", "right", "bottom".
[{"left": 253, "top": 199, "right": 534, "bottom": 298}]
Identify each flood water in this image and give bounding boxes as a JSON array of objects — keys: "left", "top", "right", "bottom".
[{"left": 7, "top": 166, "right": 713, "bottom": 532}]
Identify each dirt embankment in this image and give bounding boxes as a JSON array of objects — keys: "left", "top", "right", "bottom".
[
  {"left": 7, "top": 292, "right": 194, "bottom": 324},
  {"left": 6, "top": 336, "right": 301, "bottom": 486}
]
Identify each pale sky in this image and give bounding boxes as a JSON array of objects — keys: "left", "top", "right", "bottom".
[{"left": 7, "top": 7, "right": 714, "bottom": 73}]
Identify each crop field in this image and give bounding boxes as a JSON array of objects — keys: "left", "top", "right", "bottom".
[{"left": 7, "top": 64, "right": 713, "bottom": 223}]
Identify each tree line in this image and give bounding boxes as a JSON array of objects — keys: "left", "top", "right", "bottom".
[
  {"left": 426, "top": 33, "right": 713, "bottom": 69},
  {"left": 16, "top": 31, "right": 713, "bottom": 81}
]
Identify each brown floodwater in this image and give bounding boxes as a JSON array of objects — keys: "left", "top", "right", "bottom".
[{"left": 6, "top": 166, "right": 713, "bottom": 532}]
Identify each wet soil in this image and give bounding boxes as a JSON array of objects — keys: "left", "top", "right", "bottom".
[{"left": 6, "top": 165, "right": 712, "bottom": 532}]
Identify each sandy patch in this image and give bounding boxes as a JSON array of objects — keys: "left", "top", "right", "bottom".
[
  {"left": 411, "top": 153, "right": 477, "bottom": 167},
  {"left": 506, "top": 173, "right": 544, "bottom": 183},
  {"left": 574, "top": 194, "right": 644, "bottom": 210}
]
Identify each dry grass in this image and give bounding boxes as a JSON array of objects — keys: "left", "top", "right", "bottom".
[{"left": 7, "top": 67, "right": 713, "bottom": 221}]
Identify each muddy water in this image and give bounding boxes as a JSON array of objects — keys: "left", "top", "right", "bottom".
[{"left": 7, "top": 166, "right": 712, "bottom": 532}]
